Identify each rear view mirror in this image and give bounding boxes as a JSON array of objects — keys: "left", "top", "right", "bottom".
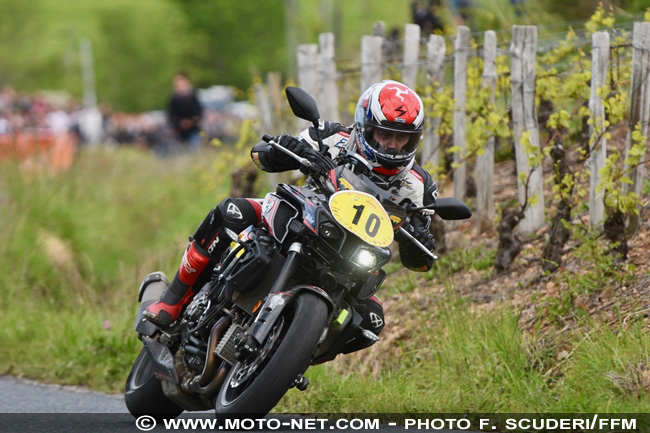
[
  {"left": 434, "top": 198, "right": 472, "bottom": 220},
  {"left": 285, "top": 87, "right": 320, "bottom": 122}
]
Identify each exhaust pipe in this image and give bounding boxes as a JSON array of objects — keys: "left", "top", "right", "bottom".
[{"left": 187, "top": 316, "right": 231, "bottom": 395}]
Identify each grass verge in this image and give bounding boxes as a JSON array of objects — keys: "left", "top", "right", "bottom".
[
  {"left": 280, "top": 298, "right": 650, "bottom": 413},
  {"left": 0, "top": 147, "right": 229, "bottom": 392}
]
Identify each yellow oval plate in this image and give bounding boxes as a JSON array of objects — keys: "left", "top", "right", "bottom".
[{"left": 329, "top": 191, "right": 393, "bottom": 247}]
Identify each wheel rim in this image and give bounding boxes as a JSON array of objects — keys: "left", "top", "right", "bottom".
[{"left": 220, "top": 315, "right": 287, "bottom": 405}]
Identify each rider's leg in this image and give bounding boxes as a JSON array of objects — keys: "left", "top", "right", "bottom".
[{"left": 144, "top": 198, "right": 262, "bottom": 327}]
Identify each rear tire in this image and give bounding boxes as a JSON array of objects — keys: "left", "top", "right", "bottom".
[
  {"left": 124, "top": 348, "right": 184, "bottom": 420},
  {"left": 214, "top": 292, "right": 328, "bottom": 418}
]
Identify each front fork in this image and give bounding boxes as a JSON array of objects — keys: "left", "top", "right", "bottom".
[{"left": 236, "top": 242, "right": 333, "bottom": 361}]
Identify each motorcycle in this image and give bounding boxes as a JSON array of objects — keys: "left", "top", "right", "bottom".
[{"left": 124, "top": 86, "right": 471, "bottom": 420}]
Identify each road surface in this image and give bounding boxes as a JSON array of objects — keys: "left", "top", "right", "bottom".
[{"left": 0, "top": 375, "right": 470, "bottom": 433}]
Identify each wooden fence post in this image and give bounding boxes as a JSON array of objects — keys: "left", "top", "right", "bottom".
[
  {"left": 297, "top": 43, "right": 320, "bottom": 97},
  {"left": 266, "top": 71, "right": 285, "bottom": 132},
  {"left": 296, "top": 43, "right": 320, "bottom": 131},
  {"left": 420, "top": 34, "right": 446, "bottom": 167},
  {"left": 510, "top": 25, "right": 545, "bottom": 234},
  {"left": 588, "top": 31, "right": 610, "bottom": 228},
  {"left": 624, "top": 22, "right": 650, "bottom": 233},
  {"left": 453, "top": 26, "right": 470, "bottom": 201},
  {"left": 373, "top": 21, "right": 385, "bottom": 38},
  {"left": 477, "top": 30, "right": 497, "bottom": 231},
  {"left": 319, "top": 32, "right": 340, "bottom": 122},
  {"left": 402, "top": 23, "right": 420, "bottom": 89},
  {"left": 254, "top": 82, "right": 277, "bottom": 191},
  {"left": 254, "top": 83, "right": 272, "bottom": 134},
  {"left": 361, "top": 35, "right": 384, "bottom": 92}
]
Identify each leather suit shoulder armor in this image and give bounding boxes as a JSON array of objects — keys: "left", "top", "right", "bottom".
[
  {"left": 411, "top": 163, "right": 438, "bottom": 206},
  {"left": 306, "top": 121, "right": 351, "bottom": 142}
]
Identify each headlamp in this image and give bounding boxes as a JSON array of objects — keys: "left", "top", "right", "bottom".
[{"left": 354, "top": 248, "right": 378, "bottom": 268}]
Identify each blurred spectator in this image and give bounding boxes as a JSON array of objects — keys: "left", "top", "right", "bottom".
[
  {"left": 450, "top": 0, "right": 474, "bottom": 26},
  {"left": 411, "top": 0, "right": 444, "bottom": 36},
  {"left": 0, "top": 88, "right": 77, "bottom": 172},
  {"left": 46, "top": 109, "right": 72, "bottom": 134},
  {"left": 0, "top": 83, "right": 255, "bottom": 159},
  {"left": 0, "top": 115, "right": 9, "bottom": 135},
  {"left": 511, "top": 0, "right": 525, "bottom": 17},
  {"left": 384, "top": 27, "right": 402, "bottom": 61},
  {"left": 167, "top": 72, "right": 203, "bottom": 152}
]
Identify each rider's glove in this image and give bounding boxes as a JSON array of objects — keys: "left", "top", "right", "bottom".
[
  {"left": 278, "top": 134, "right": 306, "bottom": 155},
  {"left": 396, "top": 213, "right": 435, "bottom": 272},
  {"left": 408, "top": 213, "right": 435, "bottom": 251},
  {"left": 277, "top": 134, "right": 334, "bottom": 175}
]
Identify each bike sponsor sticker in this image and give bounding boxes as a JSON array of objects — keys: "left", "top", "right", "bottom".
[{"left": 329, "top": 191, "right": 393, "bottom": 247}]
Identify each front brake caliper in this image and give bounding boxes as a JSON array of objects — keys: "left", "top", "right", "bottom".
[{"left": 234, "top": 334, "right": 260, "bottom": 362}]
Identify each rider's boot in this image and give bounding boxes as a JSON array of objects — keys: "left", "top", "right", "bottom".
[{"left": 143, "top": 241, "right": 212, "bottom": 327}]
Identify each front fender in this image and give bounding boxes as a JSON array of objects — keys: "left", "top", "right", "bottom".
[{"left": 248, "top": 285, "right": 334, "bottom": 346}]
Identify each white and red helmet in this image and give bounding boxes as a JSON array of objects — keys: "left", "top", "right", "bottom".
[{"left": 354, "top": 80, "right": 424, "bottom": 176}]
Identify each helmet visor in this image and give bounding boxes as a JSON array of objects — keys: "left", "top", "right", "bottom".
[{"left": 365, "top": 125, "right": 421, "bottom": 155}]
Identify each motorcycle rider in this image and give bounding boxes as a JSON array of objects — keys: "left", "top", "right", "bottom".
[{"left": 144, "top": 80, "right": 437, "bottom": 354}]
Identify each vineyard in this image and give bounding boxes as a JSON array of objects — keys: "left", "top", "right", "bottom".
[
  {"left": 271, "top": 9, "right": 650, "bottom": 413},
  {"left": 250, "top": 7, "right": 650, "bottom": 275}
]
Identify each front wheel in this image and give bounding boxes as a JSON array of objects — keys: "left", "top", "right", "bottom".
[
  {"left": 214, "top": 292, "right": 328, "bottom": 417},
  {"left": 124, "top": 348, "right": 184, "bottom": 420}
]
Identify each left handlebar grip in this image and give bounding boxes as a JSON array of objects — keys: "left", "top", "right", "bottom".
[{"left": 262, "top": 133, "right": 274, "bottom": 143}]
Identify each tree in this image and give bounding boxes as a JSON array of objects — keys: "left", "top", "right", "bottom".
[{"left": 171, "top": 0, "right": 288, "bottom": 90}]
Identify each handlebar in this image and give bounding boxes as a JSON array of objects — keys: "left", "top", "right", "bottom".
[
  {"left": 262, "top": 134, "right": 314, "bottom": 169},
  {"left": 397, "top": 227, "right": 438, "bottom": 261}
]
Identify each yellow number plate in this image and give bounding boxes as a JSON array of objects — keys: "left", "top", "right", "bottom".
[{"left": 329, "top": 191, "right": 393, "bottom": 247}]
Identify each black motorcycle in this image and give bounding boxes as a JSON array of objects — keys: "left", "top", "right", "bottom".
[{"left": 124, "top": 87, "right": 471, "bottom": 420}]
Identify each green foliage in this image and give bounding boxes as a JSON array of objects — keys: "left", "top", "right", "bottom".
[
  {"left": 544, "top": 0, "right": 646, "bottom": 22},
  {"left": 170, "top": 0, "right": 287, "bottom": 91},
  {"left": 436, "top": 245, "right": 496, "bottom": 275},
  {"left": 0, "top": 0, "right": 415, "bottom": 111},
  {"left": 597, "top": 124, "right": 647, "bottom": 216},
  {"left": 279, "top": 297, "right": 650, "bottom": 413},
  {"left": 91, "top": 2, "right": 192, "bottom": 111},
  {"left": 539, "top": 222, "right": 635, "bottom": 324},
  {"left": 584, "top": 5, "right": 617, "bottom": 33},
  {"left": 421, "top": 44, "right": 511, "bottom": 182},
  {"left": 0, "top": 148, "right": 229, "bottom": 390},
  {"left": 0, "top": 0, "right": 193, "bottom": 111}
]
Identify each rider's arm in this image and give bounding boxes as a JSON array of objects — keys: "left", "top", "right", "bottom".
[
  {"left": 297, "top": 121, "right": 351, "bottom": 154},
  {"left": 411, "top": 164, "right": 439, "bottom": 206},
  {"left": 397, "top": 166, "right": 438, "bottom": 272},
  {"left": 251, "top": 121, "right": 350, "bottom": 173}
]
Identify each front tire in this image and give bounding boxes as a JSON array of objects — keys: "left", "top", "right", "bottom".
[
  {"left": 214, "top": 292, "right": 328, "bottom": 417},
  {"left": 124, "top": 348, "right": 184, "bottom": 420}
]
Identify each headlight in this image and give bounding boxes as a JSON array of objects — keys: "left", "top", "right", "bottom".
[
  {"left": 351, "top": 246, "right": 390, "bottom": 270},
  {"left": 319, "top": 221, "right": 342, "bottom": 239},
  {"left": 354, "top": 248, "right": 377, "bottom": 268},
  {"left": 319, "top": 220, "right": 345, "bottom": 251}
]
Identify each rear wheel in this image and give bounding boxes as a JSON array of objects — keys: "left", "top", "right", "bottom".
[
  {"left": 124, "top": 348, "right": 184, "bottom": 420},
  {"left": 214, "top": 292, "right": 328, "bottom": 417}
]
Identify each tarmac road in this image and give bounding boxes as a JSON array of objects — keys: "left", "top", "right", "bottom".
[{"left": 0, "top": 375, "right": 468, "bottom": 433}]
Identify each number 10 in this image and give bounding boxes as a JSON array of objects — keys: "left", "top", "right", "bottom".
[{"left": 352, "top": 204, "right": 380, "bottom": 237}]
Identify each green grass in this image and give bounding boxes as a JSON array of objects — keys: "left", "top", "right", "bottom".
[
  {"left": 382, "top": 244, "right": 496, "bottom": 296},
  {"left": 279, "top": 300, "right": 650, "bottom": 414},
  {"left": 0, "top": 147, "right": 230, "bottom": 392}
]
